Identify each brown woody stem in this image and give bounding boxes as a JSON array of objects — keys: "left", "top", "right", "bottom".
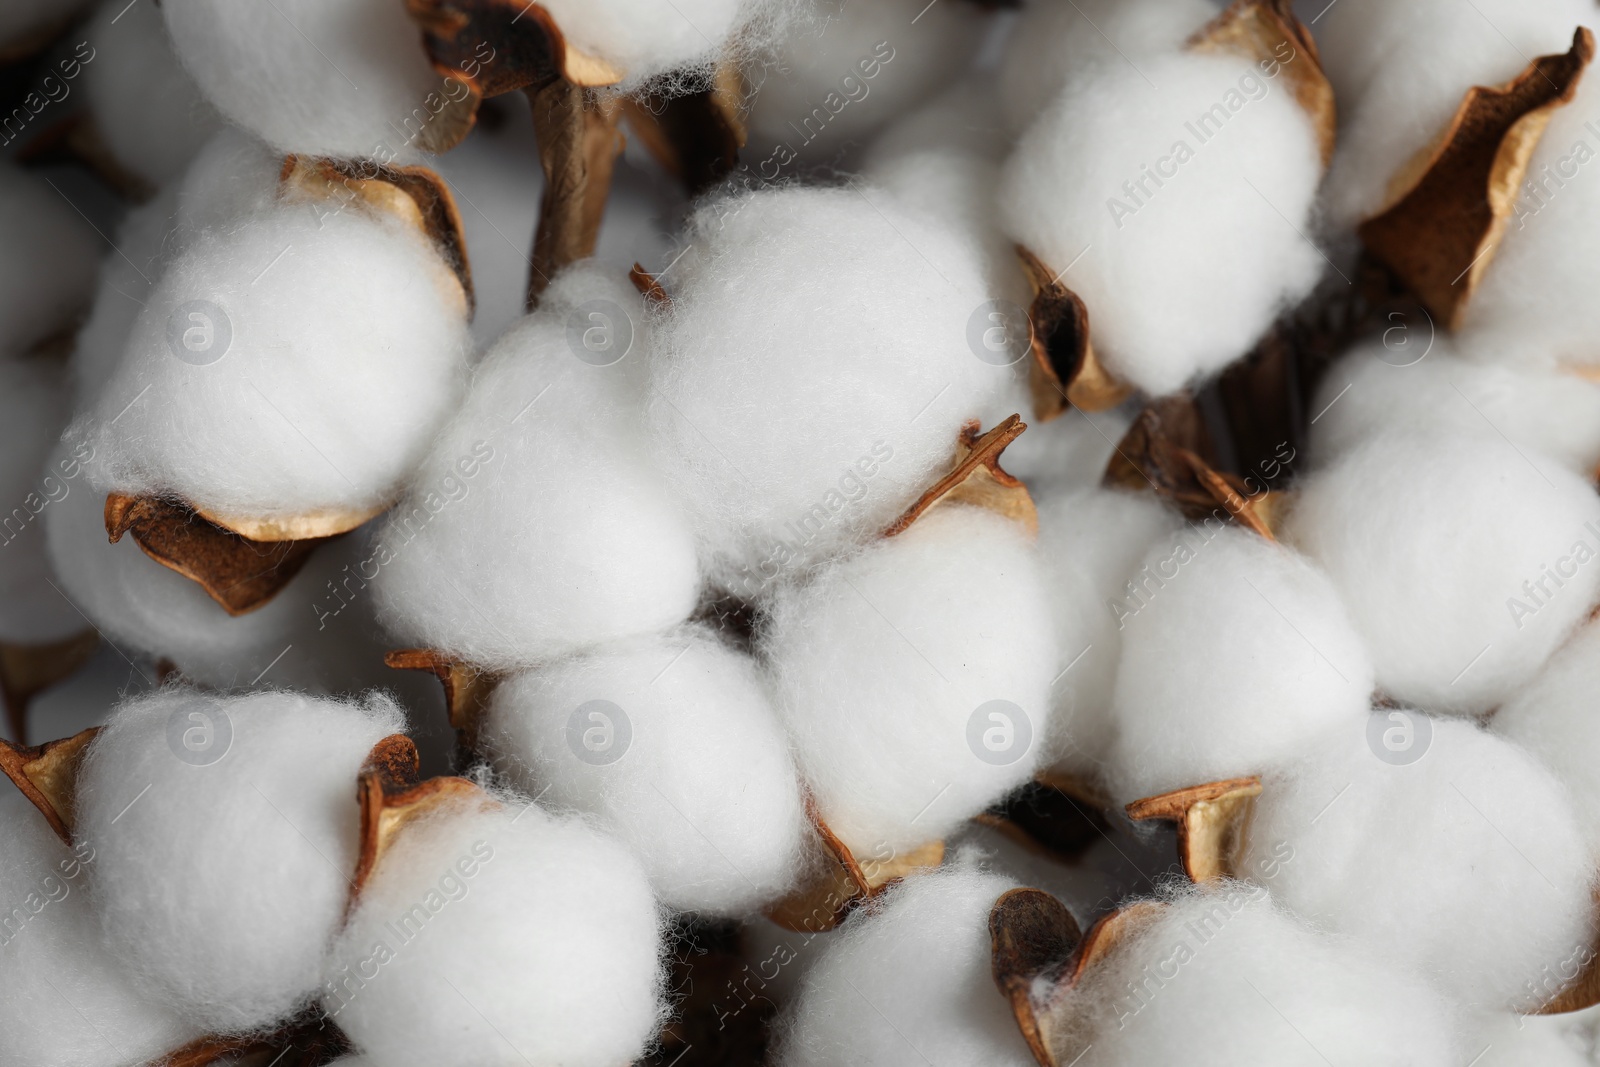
[{"left": 526, "top": 80, "right": 623, "bottom": 307}]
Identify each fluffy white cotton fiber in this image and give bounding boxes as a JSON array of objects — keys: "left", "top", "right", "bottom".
[
  {"left": 74, "top": 688, "right": 404, "bottom": 1032},
  {"left": 647, "top": 185, "right": 1014, "bottom": 592},
  {"left": 72, "top": 193, "right": 471, "bottom": 524},
  {"left": 0, "top": 362, "right": 84, "bottom": 644},
  {"left": 480, "top": 626, "right": 808, "bottom": 914},
  {"left": 325, "top": 793, "right": 665, "bottom": 1067},
  {"left": 372, "top": 263, "right": 699, "bottom": 669},
  {"left": 1108, "top": 527, "right": 1375, "bottom": 800},
  {"left": 761, "top": 504, "right": 1056, "bottom": 855},
  {"left": 1285, "top": 429, "right": 1600, "bottom": 714},
  {"left": 0, "top": 163, "right": 100, "bottom": 358},
  {"left": 82, "top": 0, "right": 220, "bottom": 189},
  {"left": 1060, "top": 884, "right": 1464, "bottom": 1065},
  {"left": 1315, "top": 0, "right": 1592, "bottom": 229},
  {"left": 863, "top": 77, "right": 1012, "bottom": 169},
  {"left": 994, "top": 403, "right": 1136, "bottom": 495},
  {"left": 745, "top": 0, "right": 985, "bottom": 163},
  {"left": 1000, "top": 50, "right": 1324, "bottom": 396},
  {"left": 161, "top": 0, "right": 448, "bottom": 160},
  {"left": 1033, "top": 486, "right": 1182, "bottom": 783},
  {"left": 1468, "top": 1012, "right": 1593, "bottom": 1067},
  {"left": 1309, "top": 338, "right": 1600, "bottom": 475},
  {"left": 0, "top": 789, "right": 203, "bottom": 1067},
  {"left": 997, "top": 0, "right": 1217, "bottom": 134},
  {"left": 546, "top": 0, "right": 775, "bottom": 86},
  {"left": 774, "top": 865, "right": 1037, "bottom": 1067},
  {"left": 1240, "top": 714, "right": 1594, "bottom": 1010}
]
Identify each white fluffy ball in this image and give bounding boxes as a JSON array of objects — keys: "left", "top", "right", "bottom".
[
  {"left": 546, "top": 0, "right": 774, "bottom": 86},
  {"left": 74, "top": 689, "right": 404, "bottom": 1032},
  {"left": 1285, "top": 429, "right": 1600, "bottom": 714},
  {"left": 1240, "top": 713, "right": 1594, "bottom": 1010},
  {"left": 0, "top": 163, "right": 100, "bottom": 358},
  {"left": 0, "top": 361, "right": 83, "bottom": 644},
  {"left": 481, "top": 626, "right": 808, "bottom": 915},
  {"left": 761, "top": 505, "right": 1057, "bottom": 855},
  {"left": 324, "top": 796, "right": 665, "bottom": 1067}
]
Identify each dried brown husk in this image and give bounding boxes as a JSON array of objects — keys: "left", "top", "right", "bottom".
[
  {"left": 1359, "top": 29, "right": 1594, "bottom": 329},
  {"left": 0, "top": 726, "right": 98, "bottom": 844},
  {"left": 1125, "top": 776, "right": 1262, "bottom": 883},
  {"left": 883, "top": 415, "right": 1038, "bottom": 537},
  {"left": 623, "top": 63, "right": 747, "bottom": 195},
  {"left": 0, "top": 631, "right": 99, "bottom": 744},
  {"left": 383, "top": 649, "right": 505, "bottom": 753},
  {"left": 644, "top": 920, "right": 774, "bottom": 1067},
  {"left": 527, "top": 80, "right": 624, "bottom": 304},
  {"left": 973, "top": 772, "right": 1112, "bottom": 866}
]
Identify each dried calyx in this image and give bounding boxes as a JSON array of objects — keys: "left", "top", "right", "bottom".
[
  {"left": 973, "top": 772, "right": 1112, "bottom": 866},
  {"left": 1125, "top": 776, "right": 1262, "bottom": 883}
]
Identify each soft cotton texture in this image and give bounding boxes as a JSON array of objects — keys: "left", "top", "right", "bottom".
[
  {"left": 761, "top": 505, "right": 1056, "bottom": 854},
  {"left": 1000, "top": 49, "right": 1324, "bottom": 395},
  {"left": 372, "top": 263, "right": 699, "bottom": 668},
  {"left": 648, "top": 185, "right": 1016, "bottom": 592},
  {"left": 72, "top": 194, "right": 471, "bottom": 523},
  {"left": 546, "top": 0, "right": 780, "bottom": 86},
  {"left": 74, "top": 689, "right": 404, "bottom": 1032},
  {"left": 1108, "top": 527, "right": 1375, "bottom": 800},
  {"left": 1059, "top": 884, "right": 1463, "bottom": 1065},
  {"left": 324, "top": 794, "right": 665, "bottom": 1067},
  {"left": 1285, "top": 428, "right": 1600, "bottom": 714},
  {"left": 0, "top": 163, "right": 100, "bottom": 357},
  {"left": 0, "top": 789, "right": 203, "bottom": 1067},
  {"left": 0, "top": 361, "right": 83, "bottom": 643},
  {"left": 481, "top": 626, "right": 808, "bottom": 914},
  {"left": 775, "top": 865, "right": 1036, "bottom": 1067},
  {"left": 1467, "top": 1012, "right": 1593, "bottom": 1066},
  {"left": 1240, "top": 713, "right": 1594, "bottom": 1010}
]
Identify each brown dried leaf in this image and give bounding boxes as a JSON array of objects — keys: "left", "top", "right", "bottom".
[
  {"left": 1126, "top": 776, "right": 1262, "bottom": 883},
  {"left": 384, "top": 649, "right": 504, "bottom": 753},
  {"left": 990, "top": 888, "right": 1083, "bottom": 1067},
  {"left": 157, "top": 1036, "right": 280, "bottom": 1067},
  {"left": 1017, "top": 246, "right": 1131, "bottom": 420},
  {"left": 1359, "top": 29, "right": 1594, "bottom": 328},
  {"left": 623, "top": 63, "right": 747, "bottom": 195},
  {"left": 630, "top": 262, "right": 671, "bottom": 309},
  {"left": 527, "top": 81, "right": 624, "bottom": 305},
  {"left": 0, "top": 631, "right": 99, "bottom": 744},
  {"left": 884, "top": 416, "right": 1038, "bottom": 537},
  {"left": 0, "top": 727, "right": 99, "bottom": 845},
  {"left": 104, "top": 493, "right": 344, "bottom": 616}
]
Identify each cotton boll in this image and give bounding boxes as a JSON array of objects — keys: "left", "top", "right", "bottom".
[
  {"left": 1034, "top": 486, "right": 1183, "bottom": 782},
  {"left": 372, "top": 263, "right": 698, "bottom": 668},
  {"left": 745, "top": 0, "right": 987, "bottom": 164},
  {"left": 774, "top": 865, "right": 1036, "bottom": 1067},
  {"left": 545, "top": 0, "right": 767, "bottom": 86},
  {"left": 1109, "top": 527, "right": 1374, "bottom": 801},
  {"left": 1284, "top": 429, "right": 1600, "bottom": 714},
  {"left": 1240, "top": 714, "right": 1593, "bottom": 1010},
  {"left": 997, "top": 0, "right": 1217, "bottom": 133},
  {"left": 1062, "top": 884, "right": 1464, "bottom": 1065},
  {"left": 1309, "top": 338, "right": 1600, "bottom": 474},
  {"left": 1315, "top": 0, "right": 1590, "bottom": 229},
  {"left": 81, "top": 0, "right": 221, "bottom": 188},
  {"left": 74, "top": 198, "right": 471, "bottom": 523},
  {"left": 0, "top": 163, "right": 101, "bottom": 357},
  {"left": 862, "top": 76, "right": 1012, "bottom": 168},
  {"left": 648, "top": 185, "right": 1015, "bottom": 591},
  {"left": 0, "top": 790, "right": 203, "bottom": 1067},
  {"left": 1000, "top": 52, "right": 1324, "bottom": 396},
  {"left": 761, "top": 505, "right": 1056, "bottom": 855},
  {"left": 161, "top": 0, "right": 448, "bottom": 160},
  {"left": 174, "top": 127, "right": 285, "bottom": 237},
  {"left": 74, "top": 688, "right": 404, "bottom": 1032},
  {"left": 1468, "top": 1012, "right": 1592, "bottom": 1066},
  {"left": 480, "top": 627, "right": 808, "bottom": 914},
  {"left": 325, "top": 796, "right": 665, "bottom": 1067},
  {"left": 0, "top": 361, "right": 83, "bottom": 644}
]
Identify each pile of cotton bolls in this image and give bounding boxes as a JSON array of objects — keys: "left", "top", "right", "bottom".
[{"left": 11, "top": 0, "right": 1600, "bottom": 1064}]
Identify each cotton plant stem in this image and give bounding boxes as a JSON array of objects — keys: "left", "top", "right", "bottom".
[{"left": 526, "top": 79, "right": 624, "bottom": 307}]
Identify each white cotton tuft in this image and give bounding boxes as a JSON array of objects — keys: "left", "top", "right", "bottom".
[
  {"left": 862, "top": 76, "right": 1013, "bottom": 168},
  {"left": 761, "top": 505, "right": 1056, "bottom": 855},
  {"left": 647, "top": 185, "right": 1016, "bottom": 592},
  {"left": 161, "top": 0, "right": 449, "bottom": 160},
  {"left": 774, "top": 865, "right": 1037, "bottom": 1067},
  {"left": 1314, "top": 0, "right": 1591, "bottom": 229},
  {"left": 174, "top": 126, "right": 285, "bottom": 236},
  {"left": 1061, "top": 884, "right": 1464, "bottom": 1065},
  {"left": 1108, "top": 527, "right": 1375, "bottom": 801},
  {"left": 1240, "top": 713, "right": 1594, "bottom": 1010},
  {"left": 1308, "top": 338, "right": 1600, "bottom": 474},
  {"left": 994, "top": 404, "right": 1136, "bottom": 495},
  {"left": 1033, "top": 486, "right": 1182, "bottom": 782},
  {"left": 82, "top": 0, "right": 221, "bottom": 188},
  {"left": 72, "top": 196, "right": 471, "bottom": 523},
  {"left": 0, "top": 361, "right": 82, "bottom": 644},
  {"left": 372, "top": 263, "right": 699, "bottom": 669},
  {"left": 324, "top": 797, "right": 666, "bottom": 1067},
  {"left": 1284, "top": 429, "right": 1600, "bottom": 714},
  {"left": 997, "top": 0, "right": 1217, "bottom": 134},
  {"left": 1492, "top": 617, "right": 1600, "bottom": 859},
  {"left": 480, "top": 626, "right": 808, "bottom": 915},
  {"left": 744, "top": 0, "right": 987, "bottom": 163},
  {"left": 544, "top": 0, "right": 777, "bottom": 87},
  {"left": 1467, "top": 1012, "right": 1593, "bottom": 1066},
  {"left": 0, "top": 163, "right": 100, "bottom": 357},
  {"left": 73, "top": 688, "right": 405, "bottom": 1033},
  {"left": 1000, "top": 50, "right": 1324, "bottom": 396}
]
